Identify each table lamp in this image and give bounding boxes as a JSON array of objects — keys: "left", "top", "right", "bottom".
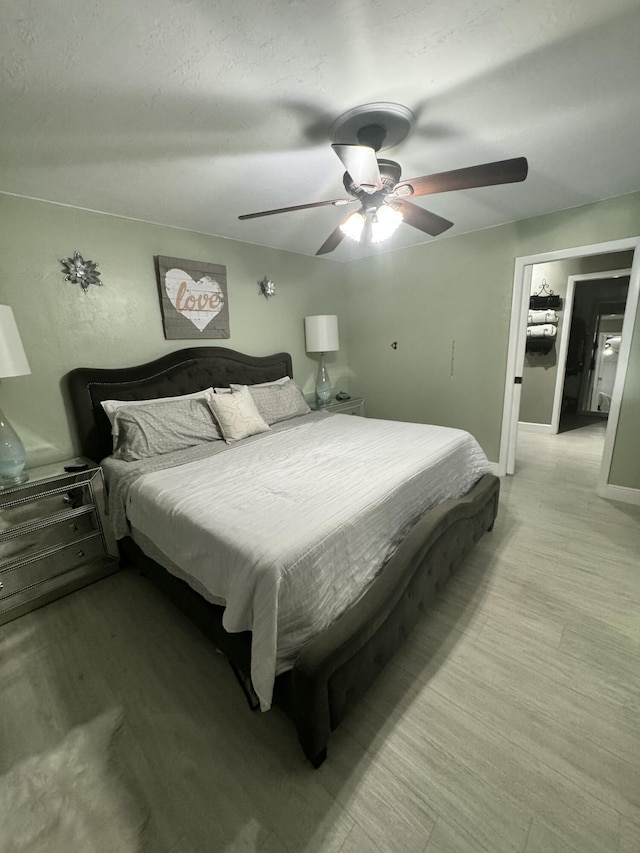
[
  {"left": 0, "top": 305, "right": 31, "bottom": 486},
  {"left": 304, "top": 315, "right": 339, "bottom": 406}
]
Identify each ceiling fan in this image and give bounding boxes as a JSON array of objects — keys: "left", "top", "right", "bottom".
[{"left": 239, "top": 103, "right": 528, "bottom": 256}]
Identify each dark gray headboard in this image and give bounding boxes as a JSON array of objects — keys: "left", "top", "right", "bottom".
[{"left": 66, "top": 347, "right": 293, "bottom": 463}]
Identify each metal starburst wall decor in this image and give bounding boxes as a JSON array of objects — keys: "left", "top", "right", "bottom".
[
  {"left": 60, "top": 251, "right": 102, "bottom": 292},
  {"left": 258, "top": 276, "right": 276, "bottom": 298}
]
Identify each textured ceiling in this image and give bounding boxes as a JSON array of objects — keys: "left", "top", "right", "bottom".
[{"left": 2, "top": 0, "right": 640, "bottom": 261}]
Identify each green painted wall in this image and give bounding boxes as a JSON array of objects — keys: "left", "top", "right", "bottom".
[
  {"left": 345, "top": 192, "right": 640, "bottom": 488},
  {"left": 0, "top": 194, "right": 348, "bottom": 466},
  {"left": 344, "top": 227, "right": 516, "bottom": 455},
  {"left": 2, "top": 190, "right": 639, "bottom": 491}
]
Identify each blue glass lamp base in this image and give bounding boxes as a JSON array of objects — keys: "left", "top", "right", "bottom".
[
  {"left": 0, "top": 471, "right": 29, "bottom": 488},
  {"left": 315, "top": 354, "right": 332, "bottom": 406},
  {"left": 0, "top": 407, "right": 29, "bottom": 488}
]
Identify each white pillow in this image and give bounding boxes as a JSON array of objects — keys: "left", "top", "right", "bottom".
[
  {"left": 207, "top": 385, "right": 270, "bottom": 443},
  {"left": 101, "top": 388, "right": 214, "bottom": 426}
]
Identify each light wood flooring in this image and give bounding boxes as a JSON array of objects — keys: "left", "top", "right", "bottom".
[{"left": 1, "top": 423, "right": 639, "bottom": 852}]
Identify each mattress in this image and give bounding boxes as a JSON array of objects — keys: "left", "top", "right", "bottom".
[{"left": 104, "top": 412, "right": 490, "bottom": 709}]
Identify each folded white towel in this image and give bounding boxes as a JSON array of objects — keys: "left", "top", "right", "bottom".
[
  {"left": 528, "top": 309, "right": 558, "bottom": 324},
  {"left": 527, "top": 324, "right": 557, "bottom": 338}
]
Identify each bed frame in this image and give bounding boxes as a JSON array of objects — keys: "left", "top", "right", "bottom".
[{"left": 67, "top": 346, "right": 500, "bottom": 767}]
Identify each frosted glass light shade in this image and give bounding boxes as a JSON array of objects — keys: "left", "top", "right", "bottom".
[
  {"left": 304, "top": 315, "right": 339, "bottom": 353},
  {"left": 339, "top": 211, "right": 365, "bottom": 242},
  {"left": 371, "top": 204, "right": 403, "bottom": 243}
]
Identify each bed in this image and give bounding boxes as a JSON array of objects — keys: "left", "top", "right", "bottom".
[{"left": 67, "top": 346, "right": 499, "bottom": 766}]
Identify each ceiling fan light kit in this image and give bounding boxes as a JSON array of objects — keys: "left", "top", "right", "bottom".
[
  {"left": 339, "top": 210, "right": 365, "bottom": 242},
  {"left": 371, "top": 204, "right": 403, "bottom": 243},
  {"left": 239, "top": 103, "right": 528, "bottom": 256}
]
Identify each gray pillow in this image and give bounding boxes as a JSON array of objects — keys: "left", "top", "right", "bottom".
[
  {"left": 112, "top": 393, "right": 221, "bottom": 461},
  {"left": 101, "top": 387, "right": 214, "bottom": 426},
  {"left": 214, "top": 376, "right": 290, "bottom": 394},
  {"left": 230, "top": 379, "right": 310, "bottom": 425}
]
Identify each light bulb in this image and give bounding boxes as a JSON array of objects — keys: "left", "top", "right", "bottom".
[
  {"left": 371, "top": 204, "right": 403, "bottom": 243},
  {"left": 339, "top": 211, "right": 365, "bottom": 242}
]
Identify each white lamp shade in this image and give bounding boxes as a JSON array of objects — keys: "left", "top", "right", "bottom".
[
  {"left": 0, "top": 305, "right": 31, "bottom": 378},
  {"left": 304, "top": 315, "right": 339, "bottom": 353}
]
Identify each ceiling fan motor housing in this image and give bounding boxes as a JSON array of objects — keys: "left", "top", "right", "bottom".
[
  {"left": 342, "top": 158, "right": 402, "bottom": 198},
  {"left": 377, "top": 159, "right": 402, "bottom": 191},
  {"left": 356, "top": 123, "right": 387, "bottom": 151}
]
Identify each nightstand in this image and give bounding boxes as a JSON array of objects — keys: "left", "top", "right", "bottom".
[
  {"left": 0, "top": 460, "right": 119, "bottom": 625},
  {"left": 310, "top": 397, "right": 365, "bottom": 416}
]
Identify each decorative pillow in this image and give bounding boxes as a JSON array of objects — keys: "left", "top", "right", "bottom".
[
  {"left": 207, "top": 385, "right": 270, "bottom": 443},
  {"left": 230, "top": 379, "right": 310, "bottom": 425},
  {"left": 213, "top": 376, "right": 290, "bottom": 395},
  {"left": 101, "top": 388, "right": 214, "bottom": 426},
  {"left": 112, "top": 393, "right": 222, "bottom": 461}
]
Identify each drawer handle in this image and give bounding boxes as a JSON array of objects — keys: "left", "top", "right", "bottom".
[
  {"left": 0, "top": 581, "right": 3, "bottom": 590},
  {"left": 70, "top": 523, "right": 79, "bottom": 532},
  {"left": 76, "top": 549, "right": 85, "bottom": 558}
]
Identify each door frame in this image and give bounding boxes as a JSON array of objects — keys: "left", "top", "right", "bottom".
[
  {"left": 499, "top": 237, "right": 640, "bottom": 496},
  {"left": 550, "top": 268, "right": 631, "bottom": 434}
]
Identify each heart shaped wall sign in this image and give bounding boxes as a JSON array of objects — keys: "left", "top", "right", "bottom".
[{"left": 164, "top": 268, "right": 225, "bottom": 332}]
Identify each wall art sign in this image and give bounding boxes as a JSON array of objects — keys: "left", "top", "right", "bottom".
[{"left": 155, "top": 255, "right": 230, "bottom": 340}]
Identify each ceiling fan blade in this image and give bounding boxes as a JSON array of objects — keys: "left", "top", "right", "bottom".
[
  {"left": 316, "top": 221, "right": 349, "bottom": 256},
  {"left": 394, "top": 157, "right": 528, "bottom": 198},
  {"left": 394, "top": 200, "right": 454, "bottom": 237},
  {"left": 239, "top": 198, "right": 355, "bottom": 220},
  {"left": 332, "top": 144, "right": 382, "bottom": 191}
]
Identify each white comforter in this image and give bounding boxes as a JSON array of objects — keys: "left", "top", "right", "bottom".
[{"left": 118, "top": 414, "right": 489, "bottom": 709}]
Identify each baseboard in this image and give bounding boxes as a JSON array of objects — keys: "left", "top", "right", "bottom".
[
  {"left": 518, "top": 422, "right": 553, "bottom": 433},
  {"left": 597, "top": 483, "right": 640, "bottom": 506}
]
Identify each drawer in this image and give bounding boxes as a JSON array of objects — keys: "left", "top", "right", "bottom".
[
  {"left": 0, "top": 509, "right": 100, "bottom": 564},
  {"left": 0, "top": 483, "right": 95, "bottom": 530},
  {"left": 0, "top": 534, "right": 107, "bottom": 600},
  {"left": 0, "top": 556, "right": 119, "bottom": 624}
]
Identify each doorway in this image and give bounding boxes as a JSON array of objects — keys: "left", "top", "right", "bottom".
[
  {"left": 517, "top": 263, "right": 631, "bottom": 435},
  {"left": 554, "top": 270, "right": 630, "bottom": 434},
  {"left": 499, "top": 237, "right": 640, "bottom": 501}
]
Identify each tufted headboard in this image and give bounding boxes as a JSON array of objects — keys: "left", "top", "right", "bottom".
[{"left": 66, "top": 347, "right": 293, "bottom": 463}]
